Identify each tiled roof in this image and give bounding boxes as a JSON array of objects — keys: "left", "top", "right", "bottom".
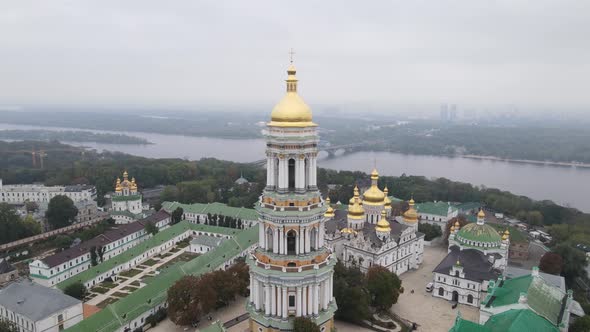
[
  {"left": 433, "top": 246, "right": 500, "bottom": 282},
  {"left": 42, "top": 220, "right": 147, "bottom": 268},
  {"left": 139, "top": 210, "right": 170, "bottom": 224},
  {"left": 162, "top": 201, "right": 258, "bottom": 221}
]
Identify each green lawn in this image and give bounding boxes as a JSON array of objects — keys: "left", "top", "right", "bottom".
[
  {"left": 102, "top": 281, "right": 117, "bottom": 289},
  {"left": 176, "top": 240, "right": 190, "bottom": 248},
  {"left": 159, "top": 252, "right": 198, "bottom": 269},
  {"left": 142, "top": 259, "right": 159, "bottom": 266},
  {"left": 130, "top": 281, "right": 141, "bottom": 287},
  {"left": 119, "top": 268, "right": 143, "bottom": 278},
  {"left": 90, "top": 286, "right": 110, "bottom": 294},
  {"left": 122, "top": 286, "right": 138, "bottom": 292}
]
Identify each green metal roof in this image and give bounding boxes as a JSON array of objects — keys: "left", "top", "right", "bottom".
[
  {"left": 456, "top": 223, "right": 502, "bottom": 244},
  {"left": 449, "top": 316, "right": 491, "bottom": 332},
  {"left": 454, "top": 202, "right": 481, "bottom": 212},
  {"left": 201, "top": 321, "right": 225, "bottom": 332},
  {"left": 482, "top": 274, "right": 533, "bottom": 308},
  {"left": 484, "top": 309, "right": 559, "bottom": 332},
  {"left": 58, "top": 221, "right": 241, "bottom": 290},
  {"left": 416, "top": 201, "right": 457, "bottom": 216},
  {"left": 111, "top": 194, "right": 142, "bottom": 202},
  {"left": 449, "top": 309, "right": 559, "bottom": 332},
  {"left": 63, "top": 225, "right": 258, "bottom": 332},
  {"left": 162, "top": 201, "right": 258, "bottom": 221}
]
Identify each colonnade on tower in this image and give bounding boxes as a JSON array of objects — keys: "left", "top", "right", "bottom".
[{"left": 246, "top": 61, "right": 336, "bottom": 332}]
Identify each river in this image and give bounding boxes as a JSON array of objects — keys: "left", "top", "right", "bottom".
[{"left": 1, "top": 123, "right": 588, "bottom": 212}]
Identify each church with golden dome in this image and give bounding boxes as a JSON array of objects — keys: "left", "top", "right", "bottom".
[
  {"left": 432, "top": 209, "right": 510, "bottom": 307},
  {"left": 324, "top": 170, "right": 424, "bottom": 275},
  {"left": 110, "top": 171, "right": 150, "bottom": 224}
]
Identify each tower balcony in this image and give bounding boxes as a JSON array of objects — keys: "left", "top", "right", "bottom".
[{"left": 249, "top": 247, "right": 334, "bottom": 274}]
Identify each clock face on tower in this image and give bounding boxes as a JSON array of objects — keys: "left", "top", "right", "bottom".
[{"left": 246, "top": 62, "right": 336, "bottom": 332}]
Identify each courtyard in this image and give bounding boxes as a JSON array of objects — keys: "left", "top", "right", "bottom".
[{"left": 391, "top": 244, "right": 479, "bottom": 332}]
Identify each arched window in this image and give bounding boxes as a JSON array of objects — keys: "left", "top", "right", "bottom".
[
  {"left": 288, "top": 159, "right": 296, "bottom": 190},
  {"left": 438, "top": 287, "right": 444, "bottom": 296},
  {"left": 287, "top": 230, "right": 297, "bottom": 255},
  {"left": 266, "top": 228, "right": 274, "bottom": 252},
  {"left": 467, "top": 294, "right": 474, "bottom": 304},
  {"left": 310, "top": 227, "right": 318, "bottom": 250}
]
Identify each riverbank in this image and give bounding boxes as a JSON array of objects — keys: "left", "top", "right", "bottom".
[{"left": 461, "top": 154, "right": 590, "bottom": 168}]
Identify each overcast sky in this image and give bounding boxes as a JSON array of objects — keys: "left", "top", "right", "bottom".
[{"left": 1, "top": 0, "right": 589, "bottom": 110}]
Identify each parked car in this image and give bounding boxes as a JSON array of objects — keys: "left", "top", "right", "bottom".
[{"left": 426, "top": 282, "right": 434, "bottom": 292}]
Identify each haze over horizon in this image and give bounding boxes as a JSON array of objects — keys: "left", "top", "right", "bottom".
[{"left": 2, "top": 0, "right": 590, "bottom": 111}]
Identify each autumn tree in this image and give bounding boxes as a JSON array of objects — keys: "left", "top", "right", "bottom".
[
  {"left": 366, "top": 266, "right": 403, "bottom": 310},
  {"left": 539, "top": 252, "right": 563, "bottom": 275},
  {"left": 554, "top": 245, "right": 588, "bottom": 283},
  {"left": 0, "top": 319, "right": 18, "bottom": 332},
  {"left": 167, "top": 275, "right": 209, "bottom": 325},
  {"left": 444, "top": 215, "right": 469, "bottom": 245},
  {"left": 46, "top": 195, "right": 78, "bottom": 229}
]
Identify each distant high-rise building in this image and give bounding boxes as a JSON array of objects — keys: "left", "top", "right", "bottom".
[{"left": 440, "top": 104, "right": 449, "bottom": 122}]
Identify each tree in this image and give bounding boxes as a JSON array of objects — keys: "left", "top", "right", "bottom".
[
  {"left": 366, "top": 266, "right": 403, "bottom": 310},
  {"left": 418, "top": 223, "right": 442, "bottom": 241},
  {"left": 144, "top": 221, "right": 159, "bottom": 236},
  {"left": 0, "top": 318, "right": 18, "bottom": 332},
  {"left": 0, "top": 203, "right": 41, "bottom": 245},
  {"left": 63, "top": 281, "right": 87, "bottom": 300},
  {"left": 554, "top": 244, "right": 587, "bottom": 284},
  {"left": 167, "top": 275, "right": 217, "bottom": 326},
  {"left": 171, "top": 207, "right": 184, "bottom": 225},
  {"left": 444, "top": 216, "right": 469, "bottom": 244},
  {"left": 90, "top": 246, "right": 98, "bottom": 266},
  {"left": 97, "top": 246, "right": 105, "bottom": 263},
  {"left": 333, "top": 262, "right": 370, "bottom": 323},
  {"left": 571, "top": 315, "right": 590, "bottom": 332},
  {"left": 46, "top": 195, "right": 78, "bottom": 229},
  {"left": 539, "top": 252, "right": 563, "bottom": 275},
  {"left": 52, "top": 235, "right": 73, "bottom": 250},
  {"left": 293, "top": 317, "right": 320, "bottom": 332},
  {"left": 526, "top": 210, "right": 544, "bottom": 226}
]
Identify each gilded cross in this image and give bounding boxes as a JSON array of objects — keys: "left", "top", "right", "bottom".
[{"left": 289, "top": 48, "right": 296, "bottom": 63}]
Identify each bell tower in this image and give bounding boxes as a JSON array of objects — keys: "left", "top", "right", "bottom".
[{"left": 247, "top": 60, "right": 336, "bottom": 332}]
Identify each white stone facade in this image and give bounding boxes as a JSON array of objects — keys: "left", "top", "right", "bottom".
[{"left": 0, "top": 179, "right": 96, "bottom": 205}]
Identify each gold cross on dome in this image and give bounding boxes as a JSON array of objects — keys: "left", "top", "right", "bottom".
[{"left": 289, "top": 48, "right": 296, "bottom": 63}]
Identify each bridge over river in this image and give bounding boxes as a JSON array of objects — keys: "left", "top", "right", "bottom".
[{"left": 248, "top": 139, "right": 388, "bottom": 166}]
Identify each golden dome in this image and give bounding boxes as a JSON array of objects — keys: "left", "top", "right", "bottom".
[
  {"left": 340, "top": 227, "right": 357, "bottom": 235},
  {"left": 477, "top": 208, "right": 486, "bottom": 219},
  {"left": 376, "top": 209, "right": 391, "bottom": 233},
  {"left": 502, "top": 229, "right": 510, "bottom": 241},
  {"left": 268, "top": 64, "right": 316, "bottom": 128},
  {"left": 363, "top": 169, "right": 385, "bottom": 205},
  {"left": 349, "top": 186, "right": 361, "bottom": 205},
  {"left": 324, "top": 197, "right": 335, "bottom": 218},
  {"left": 348, "top": 191, "right": 365, "bottom": 220},
  {"left": 384, "top": 187, "right": 392, "bottom": 209},
  {"left": 451, "top": 225, "right": 456, "bottom": 232},
  {"left": 403, "top": 198, "right": 419, "bottom": 223},
  {"left": 454, "top": 220, "right": 461, "bottom": 228},
  {"left": 115, "top": 177, "right": 122, "bottom": 192},
  {"left": 123, "top": 170, "right": 128, "bottom": 179}
]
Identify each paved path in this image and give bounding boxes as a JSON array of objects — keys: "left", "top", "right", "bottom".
[
  {"left": 391, "top": 245, "right": 479, "bottom": 332},
  {"left": 87, "top": 247, "right": 189, "bottom": 305}
]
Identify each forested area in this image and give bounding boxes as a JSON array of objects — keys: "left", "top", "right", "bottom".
[
  {"left": 323, "top": 122, "right": 590, "bottom": 163},
  {"left": 0, "top": 129, "right": 151, "bottom": 144}
]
